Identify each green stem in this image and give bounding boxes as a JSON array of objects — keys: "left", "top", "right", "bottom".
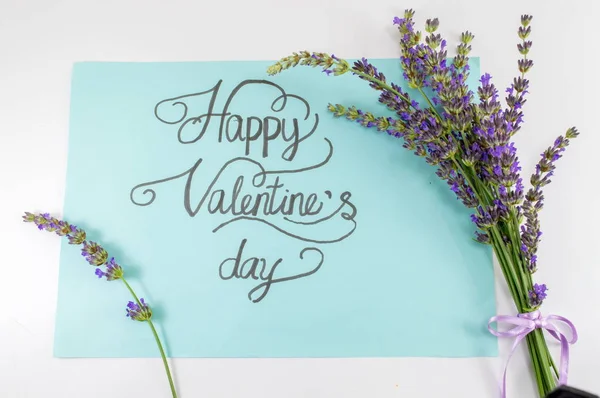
[
  {"left": 526, "top": 334, "right": 546, "bottom": 398},
  {"left": 417, "top": 87, "right": 443, "bottom": 121},
  {"left": 530, "top": 330, "right": 557, "bottom": 394},
  {"left": 490, "top": 235, "right": 522, "bottom": 308},
  {"left": 148, "top": 320, "right": 178, "bottom": 398},
  {"left": 547, "top": 344, "right": 560, "bottom": 378},
  {"left": 507, "top": 212, "right": 560, "bottom": 388},
  {"left": 462, "top": 163, "right": 493, "bottom": 204},
  {"left": 373, "top": 61, "right": 556, "bottom": 396},
  {"left": 489, "top": 226, "right": 526, "bottom": 304},
  {"left": 504, "top": 216, "right": 530, "bottom": 291},
  {"left": 451, "top": 157, "right": 525, "bottom": 306},
  {"left": 122, "top": 277, "right": 142, "bottom": 307},
  {"left": 491, "top": 219, "right": 559, "bottom": 396},
  {"left": 490, "top": 236, "right": 556, "bottom": 397},
  {"left": 489, "top": 239, "right": 519, "bottom": 303},
  {"left": 122, "top": 278, "right": 178, "bottom": 398}
]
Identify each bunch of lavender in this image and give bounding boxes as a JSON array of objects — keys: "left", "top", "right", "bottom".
[
  {"left": 22, "top": 212, "right": 178, "bottom": 398},
  {"left": 268, "top": 11, "right": 578, "bottom": 397}
]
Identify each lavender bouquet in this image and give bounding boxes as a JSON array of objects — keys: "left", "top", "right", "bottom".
[{"left": 267, "top": 10, "right": 578, "bottom": 398}]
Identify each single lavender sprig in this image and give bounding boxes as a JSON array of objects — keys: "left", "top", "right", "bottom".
[
  {"left": 395, "top": 11, "right": 431, "bottom": 89},
  {"left": 328, "top": 104, "right": 402, "bottom": 136},
  {"left": 22, "top": 212, "right": 178, "bottom": 398},
  {"left": 267, "top": 51, "right": 350, "bottom": 77},
  {"left": 520, "top": 128, "right": 579, "bottom": 272},
  {"left": 505, "top": 15, "right": 533, "bottom": 136}
]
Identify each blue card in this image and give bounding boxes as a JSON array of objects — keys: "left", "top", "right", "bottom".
[{"left": 55, "top": 58, "right": 497, "bottom": 358}]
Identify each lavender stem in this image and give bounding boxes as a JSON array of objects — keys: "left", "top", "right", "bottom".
[{"left": 122, "top": 277, "right": 178, "bottom": 398}]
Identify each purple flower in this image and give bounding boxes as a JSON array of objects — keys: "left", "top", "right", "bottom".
[
  {"left": 528, "top": 283, "right": 547, "bottom": 307},
  {"left": 96, "top": 257, "right": 124, "bottom": 281},
  {"left": 34, "top": 213, "right": 55, "bottom": 231},
  {"left": 81, "top": 241, "right": 108, "bottom": 266},
  {"left": 470, "top": 201, "right": 509, "bottom": 229},
  {"left": 23, "top": 212, "right": 133, "bottom": 286},
  {"left": 480, "top": 73, "right": 492, "bottom": 86},
  {"left": 503, "top": 16, "right": 534, "bottom": 135},
  {"left": 55, "top": 220, "right": 73, "bottom": 237},
  {"left": 475, "top": 231, "right": 490, "bottom": 244},
  {"left": 425, "top": 18, "right": 439, "bottom": 33},
  {"left": 437, "top": 163, "right": 478, "bottom": 207},
  {"left": 521, "top": 128, "right": 578, "bottom": 272},
  {"left": 351, "top": 58, "right": 414, "bottom": 111},
  {"left": 126, "top": 298, "right": 152, "bottom": 321},
  {"left": 521, "top": 15, "right": 533, "bottom": 26},
  {"left": 23, "top": 212, "right": 90, "bottom": 246},
  {"left": 67, "top": 226, "right": 87, "bottom": 245}
]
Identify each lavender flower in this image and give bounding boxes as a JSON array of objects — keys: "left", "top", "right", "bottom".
[
  {"left": 68, "top": 226, "right": 87, "bottom": 245},
  {"left": 528, "top": 283, "right": 547, "bottom": 307},
  {"left": 23, "top": 211, "right": 88, "bottom": 244},
  {"left": 81, "top": 241, "right": 108, "bottom": 266},
  {"left": 95, "top": 257, "right": 124, "bottom": 281},
  {"left": 378, "top": 82, "right": 414, "bottom": 116},
  {"left": 23, "top": 212, "right": 177, "bottom": 396},
  {"left": 267, "top": 51, "right": 350, "bottom": 76},
  {"left": 520, "top": 128, "right": 579, "bottom": 272},
  {"left": 425, "top": 18, "right": 439, "bottom": 34},
  {"left": 22, "top": 211, "right": 36, "bottom": 223},
  {"left": 23, "top": 212, "right": 108, "bottom": 273},
  {"left": 29, "top": 212, "right": 56, "bottom": 230},
  {"left": 126, "top": 298, "right": 152, "bottom": 321},
  {"left": 55, "top": 220, "right": 73, "bottom": 237},
  {"left": 349, "top": 57, "right": 418, "bottom": 116},
  {"left": 504, "top": 16, "right": 533, "bottom": 136},
  {"left": 396, "top": 11, "right": 439, "bottom": 90},
  {"left": 352, "top": 57, "right": 388, "bottom": 91},
  {"left": 475, "top": 231, "right": 491, "bottom": 244},
  {"left": 477, "top": 73, "right": 501, "bottom": 118},
  {"left": 470, "top": 201, "right": 509, "bottom": 229},
  {"left": 327, "top": 103, "right": 409, "bottom": 140},
  {"left": 435, "top": 162, "right": 478, "bottom": 207}
]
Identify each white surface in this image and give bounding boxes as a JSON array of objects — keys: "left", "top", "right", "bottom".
[{"left": 0, "top": 0, "right": 598, "bottom": 397}]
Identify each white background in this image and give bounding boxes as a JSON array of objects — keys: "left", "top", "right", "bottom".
[{"left": 1, "top": 0, "right": 598, "bottom": 397}]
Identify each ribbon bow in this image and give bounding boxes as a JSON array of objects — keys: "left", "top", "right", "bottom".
[{"left": 488, "top": 310, "right": 578, "bottom": 398}]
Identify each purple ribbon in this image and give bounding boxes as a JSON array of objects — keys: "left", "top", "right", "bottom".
[{"left": 488, "top": 310, "right": 578, "bottom": 398}]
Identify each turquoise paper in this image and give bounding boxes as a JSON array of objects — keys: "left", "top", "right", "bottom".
[{"left": 55, "top": 58, "right": 497, "bottom": 358}]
